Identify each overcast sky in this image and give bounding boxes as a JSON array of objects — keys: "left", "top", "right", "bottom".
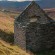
[{"left": 0, "top": 0, "right": 41, "bottom": 2}]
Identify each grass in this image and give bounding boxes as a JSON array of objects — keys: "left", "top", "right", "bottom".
[
  {"left": 0, "top": 11, "right": 20, "bottom": 42},
  {"left": 0, "top": 29, "right": 14, "bottom": 43},
  {"left": 0, "top": 11, "right": 14, "bottom": 33},
  {"left": 0, "top": 40, "right": 30, "bottom": 55},
  {"left": 0, "top": 11, "right": 14, "bottom": 43}
]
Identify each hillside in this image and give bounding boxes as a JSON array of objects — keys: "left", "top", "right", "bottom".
[
  {"left": 0, "top": 11, "right": 31, "bottom": 55},
  {"left": 0, "top": 0, "right": 55, "bottom": 11},
  {"left": 0, "top": 40, "right": 30, "bottom": 55},
  {"left": 44, "top": 8, "right": 55, "bottom": 19},
  {"left": 0, "top": 11, "right": 14, "bottom": 33},
  {"left": 0, "top": 11, "right": 19, "bottom": 43}
]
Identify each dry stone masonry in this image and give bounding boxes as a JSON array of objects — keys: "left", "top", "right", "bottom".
[{"left": 14, "top": 1, "right": 55, "bottom": 53}]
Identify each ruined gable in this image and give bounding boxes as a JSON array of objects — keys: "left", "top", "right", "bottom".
[
  {"left": 16, "top": 1, "right": 53, "bottom": 25},
  {"left": 14, "top": 1, "right": 55, "bottom": 53}
]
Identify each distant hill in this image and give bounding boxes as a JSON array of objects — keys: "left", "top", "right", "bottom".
[
  {"left": 44, "top": 8, "right": 55, "bottom": 19},
  {"left": 0, "top": 0, "right": 55, "bottom": 11}
]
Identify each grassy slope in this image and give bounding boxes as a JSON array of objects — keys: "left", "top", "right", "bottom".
[
  {"left": 0, "top": 11, "right": 29, "bottom": 55},
  {"left": 0, "top": 11, "right": 14, "bottom": 33},
  {"left": 0, "top": 11, "right": 15, "bottom": 43},
  {"left": 0, "top": 40, "right": 30, "bottom": 55},
  {"left": 0, "top": 11, "right": 20, "bottom": 43}
]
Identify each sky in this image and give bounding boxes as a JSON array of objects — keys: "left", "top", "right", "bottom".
[{"left": 0, "top": 0, "right": 41, "bottom": 2}]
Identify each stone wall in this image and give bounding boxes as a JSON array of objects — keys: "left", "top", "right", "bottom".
[
  {"left": 26, "top": 22, "right": 55, "bottom": 52},
  {"left": 14, "top": 22, "right": 26, "bottom": 50}
]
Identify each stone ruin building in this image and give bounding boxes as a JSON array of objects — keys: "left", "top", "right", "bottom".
[{"left": 14, "top": 1, "right": 55, "bottom": 53}]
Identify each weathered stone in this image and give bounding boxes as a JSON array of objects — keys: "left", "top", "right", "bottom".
[
  {"left": 26, "top": 22, "right": 55, "bottom": 52},
  {"left": 14, "top": 1, "right": 55, "bottom": 53}
]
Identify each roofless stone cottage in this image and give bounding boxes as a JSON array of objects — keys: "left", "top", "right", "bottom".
[{"left": 14, "top": 1, "right": 55, "bottom": 52}]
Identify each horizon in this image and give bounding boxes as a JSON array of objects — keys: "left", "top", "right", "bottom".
[{"left": 0, "top": 0, "right": 55, "bottom": 9}]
